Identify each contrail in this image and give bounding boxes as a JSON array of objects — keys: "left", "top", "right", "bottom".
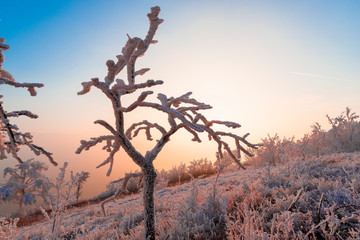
[{"left": 291, "top": 72, "right": 358, "bottom": 84}]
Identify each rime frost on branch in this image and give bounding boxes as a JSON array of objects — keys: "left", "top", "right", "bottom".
[
  {"left": 76, "top": 6, "right": 258, "bottom": 239},
  {"left": 0, "top": 38, "right": 56, "bottom": 165},
  {"left": 0, "top": 77, "right": 43, "bottom": 96}
]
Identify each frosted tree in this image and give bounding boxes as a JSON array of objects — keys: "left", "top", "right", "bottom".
[
  {"left": 0, "top": 38, "right": 56, "bottom": 165},
  {"left": 75, "top": 171, "right": 90, "bottom": 202},
  {"left": 76, "top": 6, "right": 258, "bottom": 239},
  {"left": 0, "top": 159, "right": 49, "bottom": 216}
]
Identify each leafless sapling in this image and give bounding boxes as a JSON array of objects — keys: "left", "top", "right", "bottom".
[
  {"left": 76, "top": 6, "right": 258, "bottom": 239},
  {"left": 39, "top": 162, "right": 82, "bottom": 239}
]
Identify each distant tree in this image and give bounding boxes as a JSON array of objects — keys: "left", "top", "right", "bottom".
[
  {"left": 75, "top": 171, "right": 90, "bottom": 202},
  {"left": 0, "top": 159, "right": 49, "bottom": 216},
  {"left": 76, "top": 6, "right": 258, "bottom": 239},
  {"left": 0, "top": 37, "right": 56, "bottom": 165}
]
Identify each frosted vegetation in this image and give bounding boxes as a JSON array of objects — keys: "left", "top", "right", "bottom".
[
  {"left": 247, "top": 107, "right": 360, "bottom": 167},
  {"left": 3, "top": 152, "right": 359, "bottom": 239},
  {"left": 0, "top": 5, "right": 360, "bottom": 240},
  {"left": 0, "top": 108, "right": 358, "bottom": 239}
]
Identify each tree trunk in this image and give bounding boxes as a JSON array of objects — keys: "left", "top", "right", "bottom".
[
  {"left": 19, "top": 190, "right": 26, "bottom": 217},
  {"left": 142, "top": 164, "right": 157, "bottom": 240}
]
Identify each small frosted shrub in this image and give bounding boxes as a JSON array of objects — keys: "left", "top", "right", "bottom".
[
  {"left": 158, "top": 159, "right": 217, "bottom": 187},
  {"left": 125, "top": 176, "right": 142, "bottom": 194},
  {"left": 252, "top": 134, "right": 297, "bottom": 166},
  {"left": 158, "top": 162, "right": 189, "bottom": 186},
  {"left": 170, "top": 181, "right": 228, "bottom": 240},
  {"left": 120, "top": 213, "right": 145, "bottom": 236},
  {"left": 188, "top": 158, "right": 216, "bottom": 179}
]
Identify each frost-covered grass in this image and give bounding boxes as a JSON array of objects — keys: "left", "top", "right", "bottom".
[
  {"left": 226, "top": 152, "right": 360, "bottom": 239},
  {"left": 5, "top": 152, "right": 359, "bottom": 239}
]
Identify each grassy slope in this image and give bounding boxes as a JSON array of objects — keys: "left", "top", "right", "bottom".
[{"left": 8, "top": 152, "right": 360, "bottom": 239}]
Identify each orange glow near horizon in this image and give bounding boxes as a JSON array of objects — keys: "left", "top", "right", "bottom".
[{"left": 1, "top": 1, "right": 359, "bottom": 202}]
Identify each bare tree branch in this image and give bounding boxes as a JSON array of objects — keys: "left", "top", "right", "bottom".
[
  {"left": 31, "top": 144, "right": 57, "bottom": 166},
  {"left": 0, "top": 69, "right": 14, "bottom": 81},
  {"left": 117, "top": 91, "right": 153, "bottom": 112},
  {"left": 126, "top": 120, "right": 167, "bottom": 140},
  {"left": 134, "top": 68, "right": 150, "bottom": 77},
  {"left": 6, "top": 110, "right": 38, "bottom": 119},
  {"left": 0, "top": 77, "right": 43, "bottom": 96},
  {"left": 206, "top": 120, "right": 241, "bottom": 128},
  {"left": 77, "top": 81, "right": 94, "bottom": 95},
  {"left": 0, "top": 103, "right": 17, "bottom": 149},
  {"left": 139, "top": 102, "right": 204, "bottom": 132},
  {"left": 97, "top": 142, "right": 120, "bottom": 176},
  {"left": 76, "top": 135, "right": 115, "bottom": 154},
  {"left": 94, "top": 120, "right": 116, "bottom": 135},
  {"left": 112, "top": 79, "right": 163, "bottom": 93}
]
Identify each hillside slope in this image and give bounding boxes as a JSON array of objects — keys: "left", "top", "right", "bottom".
[{"left": 7, "top": 152, "right": 360, "bottom": 239}]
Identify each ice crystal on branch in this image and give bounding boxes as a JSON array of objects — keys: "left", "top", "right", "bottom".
[
  {"left": 76, "top": 6, "right": 258, "bottom": 239},
  {"left": 0, "top": 38, "right": 56, "bottom": 165}
]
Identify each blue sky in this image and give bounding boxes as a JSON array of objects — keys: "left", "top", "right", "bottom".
[{"left": 1, "top": 0, "right": 359, "bottom": 198}]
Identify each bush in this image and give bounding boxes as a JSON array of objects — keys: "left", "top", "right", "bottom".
[
  {"left": 170, "top": 180, "right": 228, "bottom": 240},
  {"left": 251, "top": 134, "right": 297, "bottom": 166},
  {"left": 188, "top": 158, "right": 217, "bottom": 179},
  {"left": 158, "top": 158, "right": 217, "bottom": 187}
]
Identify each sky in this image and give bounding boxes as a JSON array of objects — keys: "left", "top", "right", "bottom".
[{"left": 0, "top": 0, "right": 359, "bottom": 200}]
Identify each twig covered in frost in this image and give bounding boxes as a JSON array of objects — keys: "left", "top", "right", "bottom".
[
  {"left": 76, "top": 6, "right": 258, "bottom": 239},
  {"left": 0, "top": 37, "right": 56, "bottom": 165},
  {"left": 287, "top": 188, "right": 303, "bottom": 211}
]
